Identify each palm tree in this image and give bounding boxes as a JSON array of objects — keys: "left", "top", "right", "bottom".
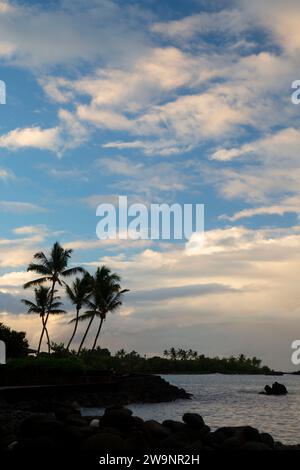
[
  {"left": 24, "top": 242, "right": 84, "bottom": 353},
  {"left": 65, "top": 273, "right": 92, "bottom": 351},
  {"left": 21, "top": 286, "right": 65, "bottom": 354},
  {"left": 77, "top": 266, "right": 129, "bottom": 353}
]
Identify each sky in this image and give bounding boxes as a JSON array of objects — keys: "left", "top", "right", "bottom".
[{"left": 1, "top": 0, "right": 300, "bottom": 370}]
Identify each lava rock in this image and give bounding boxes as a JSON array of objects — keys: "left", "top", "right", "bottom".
[
  {"left": 260, "top": 432, "right": 275, "bottom": 448},
  {"left": 182, "top": 413, "right": 205, "bottom": 429},
  {"left": 19, "top": 415, "right": 65, "bottom": 440},
  {"left": 143, "top": 420, "right": 171, "bottom": 439},
  {"left": 81, "top": 432, "right": 125, "bottom": 451},
  {"left": 261, "top": 382, "right": 288, "bottom": 395}
]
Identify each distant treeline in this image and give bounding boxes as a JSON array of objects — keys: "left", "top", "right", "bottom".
[{"left": 1, "top": 346, "right": 272, "bottom": 382}]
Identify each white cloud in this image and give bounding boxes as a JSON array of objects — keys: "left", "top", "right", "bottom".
[
  {"left": 0, "top": 127, "right": 60, "bottom": 151},
  {"left": 0, "top": 201, "right": 47, "bottom": 213}
]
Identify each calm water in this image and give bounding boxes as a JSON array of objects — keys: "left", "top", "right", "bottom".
[{"left": 83, "top": 374, "right": 300, "bottom": 445}]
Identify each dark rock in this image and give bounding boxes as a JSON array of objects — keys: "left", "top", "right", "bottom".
[
  {"left": 54, "top": 405, "right": 81, "bottom": 421},
  {"left": 124, "top": 435, "right": 151, "bottom": 451},
  {"left": 15, "top": 436, "right": 58, "bottom": 451},
  {"left": 105, "top": 406, "right": 133, "bottom": 416},
  {"left": 81, "top": 432, "right": 124, "bottom": 451},
  {"left": 160, "top": 432, "right": 189, "bottom": 450},
  {"left": 221, "top": 437, "right": 242, "bottom": 449},
  {"left": 99, "top": 408, "right": 136, "bottom": 431},
  {"left": 143, "top": 420, "right": 171, "bottom": 439},
  {"left": 66, "top": 414, "right": 88, "bottom": 427},
  {"left": 182, "top": 413, "right": 205, "bottom": 429},
  {"left": 162, "top": 420, "right": 187, "bottom": 434},
  {"left": 242, "top": 441, "right": 272, "bottom": 450},
  {"left": 260, "top": 432, "right": 274, "bottom": 448},
  {"left": 240, "top": 426, "right": 261, "bottom": 443},
  {"left": 203, "top": 430, "right": 225, "bottom": 448},
  {"left": 261, "top": 382, "right": 288, "bottom": 395},
  {"left": 19, "top": 415, "right": 65, "bottom": 439}
]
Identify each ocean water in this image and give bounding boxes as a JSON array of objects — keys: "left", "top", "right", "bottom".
[{"left": 82, "top": 374, "right": 300, "bottom": 445}]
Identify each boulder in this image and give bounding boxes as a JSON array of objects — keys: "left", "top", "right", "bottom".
[
  {"left": 143, "top": 420, "right": 171, "bottom": 439},
  {"left": 260, "top": 432, "right": 274, "bottom": 448},
  {"left": 261, "top": 382, "right": 288, "bottom": 395},
  {"left": 182, "top": 413, "right": 205, "bottom": 429},
  {"left": 99, "top": 408, "right": 136, "bottom": 431},
  {"left": 241, "top": 441, "right": 272, "bottom": 450},
  {"left": 162, "top": 420, "right": 188, "bottom": 434},
  {"left": 19, "top": 415, "right": 65, "bottom": 439},
  {"left": 80, "top": 432, "right": 124, "bottom": 451}
]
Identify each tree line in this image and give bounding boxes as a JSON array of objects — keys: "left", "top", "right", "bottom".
[{"left": 21, "top": 242, "right": 128, "bottom": 354}]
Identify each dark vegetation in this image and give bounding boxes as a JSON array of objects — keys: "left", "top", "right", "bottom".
[{"left": 0, "top": 345, "right": 271, "bottom": 386}]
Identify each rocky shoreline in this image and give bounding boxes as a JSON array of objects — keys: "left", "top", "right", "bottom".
[
  {"left": 0, "top": 375, "right": 299, "bottom": 453},
  {"left": 1, "top": 403, "right": 299, "bottom": 453}
]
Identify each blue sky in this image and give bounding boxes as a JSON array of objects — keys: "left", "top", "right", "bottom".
[{"left": 1, "top": 0, "right": 300, "bottom": 369}]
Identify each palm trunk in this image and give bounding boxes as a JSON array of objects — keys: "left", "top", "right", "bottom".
[
  {"left": 37, "top": 317, "right": 45, "bottom": 355},
  {"left": 67, "top": 307, "right": 80, "bottom": 351},
  {"left": 42, "top": 315, "right": 51, "bottom": 354},
  {"left": 77, "top": 314, "right": 95, "bottom": 355},
  {"left": 39, "top": 279, "right": 56, "bottom": 355},
  {"left": 91, "top": 317, "right": 104, "bottom": 351}
]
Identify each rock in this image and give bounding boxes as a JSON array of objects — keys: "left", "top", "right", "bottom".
[
  {"left": 162, "top": 420, "right": 187, "bottom": 434},
  {"left": 160, "top": 432, "right": 189, "bottom": 450},
  {"left": 124, "top": 434, "right": 150, "bottom": 451},
  {"left": 221, "top": 437, "right": 242, "bottom": 449},
  {"left": 66, "top": 414, "right": 88, "bottom": 427},
  {"left": 19, "top": 415, "right": 65, "bottom": 439},
  {"left": 261, "top": 382, "right": 288, "bottom": 395},
  {"left": 241, "top": 441, "right": 272, "bottom": 450},
  {"left": 240, "top": 426, "right": 261, "bottom": 443},
  {"left": 182, "top": 413, "right": 205, "bottom": 429},
  {"left": 89, "top": 419, "right": 99, "bottom": 428},
  {"left": 105, "top": 406, "right": 133, "bottom": 416},
  {"left": 143, "top": 420, "right": 171, "bottom": 439},
  {"left": 80, "top": 432, "right": 124, "bottom": 451},
  {"left": 99, "top": 408, "right": 136, "bottom": 431},
  {"left": 272, "top": 382, "right": 288, "bottom": 395},
  {"left": 54, "top": 405, "right": 81, "bottom": 421},
  {"left": 15, "top": 436, "right": 58, "bottom": 451},
  {"left": 203, "top": 430, "right": 225, "bottom": 449},
  {"left": 260, "top": 432, "right": 274, "bottom": 448}
]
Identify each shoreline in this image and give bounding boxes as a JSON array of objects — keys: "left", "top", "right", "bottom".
[{"left": 1, "top": 403, "right": 300, "bottom": 452}]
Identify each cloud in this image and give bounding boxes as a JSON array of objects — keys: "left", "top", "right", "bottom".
[
  {"left": 0, "top": 201, "right": 47, "bottom": 213},
  {"left": 0, "top": 291, "right": 23, "bottom": 314},
  {"left": 151, "top": 9, "right": 248, "bottom": 41},
  {"left": 243, "top": 0, "right": 300, "bottom": 53},
  {"left": 0, "top": 127, "right": 60, "bottom": 151},
  {"left": 0, "top": 0, "right": 150, "bottom": 69},
  {"left": 0, "top": 167, "right": 14, "bottom": 180},
  {"left": 130, "top": 283, "right": 237, "bottom": 302},
  {"left": 97, "top": 156, "right": 187, "bottom": 197},
  {"left": 208, "top": 128, "right": 300, "bottom": 207}
]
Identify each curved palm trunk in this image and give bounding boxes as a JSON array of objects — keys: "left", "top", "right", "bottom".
[
  {"left": 77, "top": 314, "right": 95, "bottom": 355},
  {"left": 37, "top": 317, "right": 45, "bottom": 355},
  {"left": 37, "top": 315, "right": 50, "bottom": 354},
  {"left": 39, "top": 279, "right": 56, "bottom": 354},
  {"left": 67, "top": 307, "right": 80, "bottom": 351},
  {"left": 42, "top": 316, "right": 51, "bottom": 354},
  {"left": 91, "top": 317, "right": 104, "bottom": 351}
]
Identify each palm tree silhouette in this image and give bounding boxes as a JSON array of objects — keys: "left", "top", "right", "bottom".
[
  {"left": 65, "top": 273, "right": 93, "bottom": 351},
  {"left": 21, "top": 285, "right": 65, "bottom": 354},
  {"left": 24, "top": 242, "right": 84, "bottom": 353},
  {"left": 77, "top": 266, "right": 128, "bottom": 354}
]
